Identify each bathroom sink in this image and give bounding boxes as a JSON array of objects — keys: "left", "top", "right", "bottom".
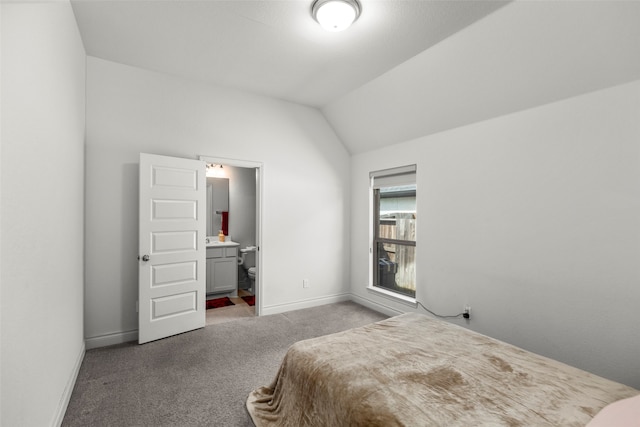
[{"left": 205, "top": 238, "right": 238, "bottom": 247}]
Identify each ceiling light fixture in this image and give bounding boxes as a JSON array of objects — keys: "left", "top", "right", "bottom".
[{"left": 311, "top": 0, "right": 361, "bottom": 32}]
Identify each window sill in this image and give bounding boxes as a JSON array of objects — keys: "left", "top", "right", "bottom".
[{"left": 367, "top": 286, "right": 417, "bottom": 308}]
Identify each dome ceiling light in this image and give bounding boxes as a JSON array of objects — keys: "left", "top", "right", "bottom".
[{"left": 311, "top": 0, "right": 361, "bottom": 32}]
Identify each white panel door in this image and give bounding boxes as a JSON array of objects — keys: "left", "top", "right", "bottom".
[{"left": 139, "top": 153, "right": 206, "bottom": 344}]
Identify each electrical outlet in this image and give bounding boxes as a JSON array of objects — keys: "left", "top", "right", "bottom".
[
  {"left": 303, "top": 279, "right": 310, "bottom": 288},
  {"left": 463, "top": 305, "right": 471, "bottom": 319}
]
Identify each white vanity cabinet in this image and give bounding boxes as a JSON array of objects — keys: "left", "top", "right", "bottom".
[{"left": 206, "top": 246, "right": 238, "bottom": 294}]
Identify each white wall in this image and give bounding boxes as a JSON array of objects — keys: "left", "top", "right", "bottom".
[
  {"left": 225, "top": 165, "right": 257, "bottom": 253},
  {"left": 0, "top": 3, "right": 4, "bottom": 419},
  {"left": 351, "top": 80, "right": 640, "bottom": 389},
  {"left": 1, "top": 2, "right": 86, "bottom": 426},
  {"left": 84, "top": 57, "right": 350, "bottom": 347}
]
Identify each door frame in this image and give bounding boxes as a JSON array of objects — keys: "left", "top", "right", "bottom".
[{"left": 199, "top": 155, "right": 263, "bottom": 316}]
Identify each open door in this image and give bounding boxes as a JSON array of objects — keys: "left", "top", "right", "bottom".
[{"left": 138, "top": 153, "right": 206, "bottom": 344}]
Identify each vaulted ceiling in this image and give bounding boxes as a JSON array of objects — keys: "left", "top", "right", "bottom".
[
  {"left": 70, "top": 0, "right": 508, "bottom": 107},
  {"left": 71, "top": 0, "right": 640, "bottom": 154}
]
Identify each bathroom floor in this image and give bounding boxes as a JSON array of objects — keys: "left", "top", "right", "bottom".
[{"left": 205, "top": 289, "right": 255, "bottom": 326}]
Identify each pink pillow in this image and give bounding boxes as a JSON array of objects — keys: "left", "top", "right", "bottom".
[{"left": 587, "top": 394, "right": 640, "bottom": 427}]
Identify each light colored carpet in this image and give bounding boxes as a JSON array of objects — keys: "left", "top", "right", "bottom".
[{"left": 62, "top": 301, "right": 388, "bottom": 426}]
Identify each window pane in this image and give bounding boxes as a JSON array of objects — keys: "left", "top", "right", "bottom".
[
  {"left": 371, "top": 169, "right": 416, "bottom": 300},
  {"left": 375, "top": 242, "right": 415, "bottom": 298},
  {"left": 378, "top": 185, "right": 416, "bottom": 242}
]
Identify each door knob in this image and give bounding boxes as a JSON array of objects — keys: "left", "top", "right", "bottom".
[{"left": 139, "top": 255, "right": 150, "bottom": 262}]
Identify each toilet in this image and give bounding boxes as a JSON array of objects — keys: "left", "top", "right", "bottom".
[
  {"left": 239, "top": 246, "right": 257, "bottom": 292},
  {"left": 246, "top": 267, "right": 256, "bottom": 293}
]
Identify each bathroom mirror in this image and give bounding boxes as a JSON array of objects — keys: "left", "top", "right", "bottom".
[{"left": 206, "top": 177, "right": 229, "bottom": 236}]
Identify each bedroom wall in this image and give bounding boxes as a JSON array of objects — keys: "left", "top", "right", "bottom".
[
  {"left": 1, "top": 2, "right": 86, "bottom": 425},
  {"left": 84, "top": 57, "right": 350, "bottom": 347},
  {"left": 350, "top": 79, "right": 640, "bottom": 389}
]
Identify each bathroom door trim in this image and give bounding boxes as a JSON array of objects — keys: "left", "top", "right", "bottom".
[{"left": 199, "top": 155, "right": 263, "bottom": 316}]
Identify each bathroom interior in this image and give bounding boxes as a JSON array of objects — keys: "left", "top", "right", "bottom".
[{"left": 205, "top": 162, "right": 258, "bottom": 324}]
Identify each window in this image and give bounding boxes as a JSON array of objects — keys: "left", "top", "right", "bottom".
[{"left": 370, "top": 165, "right": 416, "bottom": 299}]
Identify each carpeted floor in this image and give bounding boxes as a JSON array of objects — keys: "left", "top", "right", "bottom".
[{"left": 62, "top": 301, "right": 388, "bottom": 426}]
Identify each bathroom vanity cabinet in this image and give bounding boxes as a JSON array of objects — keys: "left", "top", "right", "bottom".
[{"left": 206, "top": 246, "right": 238, "bottom": 294}]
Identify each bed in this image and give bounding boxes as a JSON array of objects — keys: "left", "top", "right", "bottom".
[{"left": 246, "top": 313, "right": 638, "bottom": 426}]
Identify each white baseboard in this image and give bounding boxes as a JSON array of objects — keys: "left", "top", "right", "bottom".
[
  {"left": 348, "top": 293, "right": 406, "bottom": 317},
  {"left": 53, "top": 341, "right": 85, "bottom": 427},
  {"left": 84, "top": 294, "right": 399, "bottom": 350},
  {"left": 261, "top": 293, "right": 351, "bottom": 316},
  {"left": 85, "top": 329, "right": 138, "bottom": 350}
]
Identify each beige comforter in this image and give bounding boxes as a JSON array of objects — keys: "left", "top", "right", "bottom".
[{"left": 247, "top": 313, "right": 637, "bottom": 426}]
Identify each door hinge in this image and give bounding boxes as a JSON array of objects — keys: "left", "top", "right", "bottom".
[{"left": 136, "top": 300, "right": 139, "bottom": 313}]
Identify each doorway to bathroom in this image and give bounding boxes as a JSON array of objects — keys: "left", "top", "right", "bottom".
[{"left": 200, "top": 155, "right": 262, "bottom": 325}]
